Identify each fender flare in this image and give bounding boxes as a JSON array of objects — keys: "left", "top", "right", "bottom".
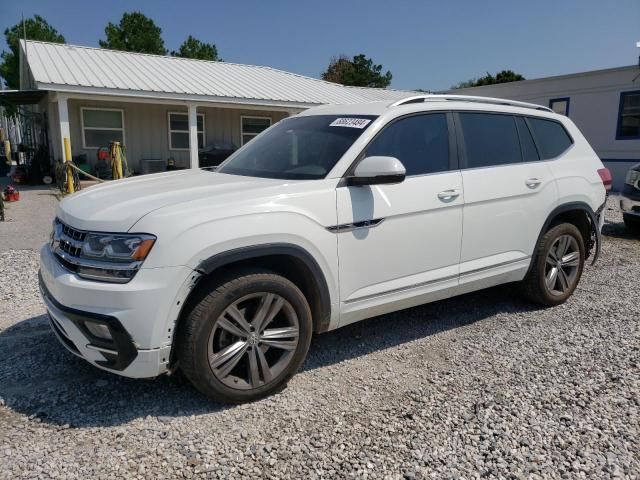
[
  {"left": 196, "top": 243, "right": 332, "bottom": 332},
  {"left": 535, "top": 201, "right": 603, "bottom": 267}
]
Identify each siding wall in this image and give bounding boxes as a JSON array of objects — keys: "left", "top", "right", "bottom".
[
  {"left": 62, "top": 99, "right": 288, "bottom": 171},
  {"left": 452, "top": 66, "right": 640, "bottom": 190}
]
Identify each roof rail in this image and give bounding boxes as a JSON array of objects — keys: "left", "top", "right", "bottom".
[{"left": 390, "top": 94, "right": 553, "bottom": 113}]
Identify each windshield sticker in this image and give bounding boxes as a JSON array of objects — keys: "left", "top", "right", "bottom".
[{"left": 329, "top": 118, "right": 372, "bottom": 129}]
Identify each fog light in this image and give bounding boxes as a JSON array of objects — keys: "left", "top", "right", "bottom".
[{"left": 84, "top": 321, "right": 112, "bottom": 340}]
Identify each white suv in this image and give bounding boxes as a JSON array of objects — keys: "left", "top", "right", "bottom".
[{"left": 40, "top": 95, "right": 610, "bottom": 403}]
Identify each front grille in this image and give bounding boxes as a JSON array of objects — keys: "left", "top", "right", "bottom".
[
  {"left": 61, "top": 222, "right": 87, "bottom": 241},
  {"left": 52, "top": 219, "right": 87, "bottom": 269},
  {"left": 59, "top": 238, "right": 82, "bottom": 257},
  {"left": 58, "top": 221, "right": 86, "bottom": 256}
]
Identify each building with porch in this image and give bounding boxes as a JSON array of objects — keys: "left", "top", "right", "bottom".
[{"left": 7, "top": 40, "right": 414, "bottom": 175}]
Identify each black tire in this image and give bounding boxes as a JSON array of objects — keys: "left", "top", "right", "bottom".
[
  {"left": 177, "top": 269, "right": 312, "bottom": 403},
  {"left": 521, "top": 223, "right": 585, "bottom": 306},
  {"left": 623, "top": 214, "right": 640, "bottom": 234}
]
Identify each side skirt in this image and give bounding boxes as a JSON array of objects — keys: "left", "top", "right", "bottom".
[{"left": 336, "top": 258, "right": 530, "bottom": 329}]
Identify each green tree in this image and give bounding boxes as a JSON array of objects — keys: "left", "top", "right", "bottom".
[
  {"left": 322, "top": 54, "right": 392, "bottom": 88},
  {"left": 493, "top": 70, "right": 525, "bottom": 84},
  {"left": 452, "top": 70, "right": 525, "bottom": 89},
  {"left": 0, "top": 15, "right": 65, "bottom": 89},
  {"left": 99, "top": 12, "right": 166, "bottom": 55},
  {"left": 172, "top": 35, "right": 220, "bottom": 61}
]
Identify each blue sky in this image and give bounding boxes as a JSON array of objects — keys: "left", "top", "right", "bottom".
[{"left": 2, "top": 0, "right": 639, "bottom": 91}]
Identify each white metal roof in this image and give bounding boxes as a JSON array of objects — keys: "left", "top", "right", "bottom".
[{"left": 21, "top": 40, "right": 416, "bottom": 108}]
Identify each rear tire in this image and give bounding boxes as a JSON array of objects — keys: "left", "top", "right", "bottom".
[
  {"left": 177, "top": 269, "right": 312, "bottom": 403},
  {"left": 521, "top": 223, "right": 585, "bottom": 306}
]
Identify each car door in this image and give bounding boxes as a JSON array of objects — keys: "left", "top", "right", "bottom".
[
  {"left": 335, "top": 112, "right": 464, "bottom": 325},
  {"left": 455, "top": 112, "right": 558, "bottom": 288}
]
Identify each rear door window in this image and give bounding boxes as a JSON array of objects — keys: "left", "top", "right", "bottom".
[
  {"left": 526, "top": 117, "right": 573, "bottom": 159},
  {"left": 459, "top": 113, "right": 522, "bottom": 168}
]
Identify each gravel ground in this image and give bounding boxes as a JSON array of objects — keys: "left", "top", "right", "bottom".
[
  {"left": 0, "top": 196, "right": 638, "bottom": 479},
  {"left": 0, "top": 185, "right": 59, "bottom": 252}
]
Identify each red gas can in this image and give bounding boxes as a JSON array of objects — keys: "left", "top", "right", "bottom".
[{"left": 3, "top": 185, "right": 19, "bottom": 202}]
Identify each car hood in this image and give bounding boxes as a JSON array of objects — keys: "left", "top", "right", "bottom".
[{"left": 57, "top": 169, "right": 288, "bottom": 232}]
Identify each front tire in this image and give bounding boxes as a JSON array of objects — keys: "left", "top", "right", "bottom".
[
  {"left": 177, "top": 269, "right": 312, "bottom": 403},
  {"left": 521, "top": 223, "right": 585, "bottom": 306}
]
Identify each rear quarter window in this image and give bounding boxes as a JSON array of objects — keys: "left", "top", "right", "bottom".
[{"left": 527, "top": 117, "right": 573, "bottom": 159}]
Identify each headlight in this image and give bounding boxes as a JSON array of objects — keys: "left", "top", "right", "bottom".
[
  {"left": 625, "top": 169, "right": 640, "bottom": 188},
  {"left": 51, "top": 220, "right": 156, "bottom": 283},
  {"left": 76, "top": 233, "right": 156, "bottom": 283},
  {"left": 81, "top": 233, "right": 156, "bottom": 262}
]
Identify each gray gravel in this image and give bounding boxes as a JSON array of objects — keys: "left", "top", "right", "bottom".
[{"left": 0, "top": 196, "right": 638, "bottom": 479}]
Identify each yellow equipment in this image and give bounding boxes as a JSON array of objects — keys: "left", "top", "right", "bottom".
[
  {"left": 64, "top": 137, "right": 74, "bottom": 194},
  {"left": 57, "top": 139, "right": 128, "bottom": 194},
  {"left": 110, "top": 141, "right": 124, "bottom": 180}
]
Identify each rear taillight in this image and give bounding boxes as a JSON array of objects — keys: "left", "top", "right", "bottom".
[{"left": 597, "top": 168, "right": 612, "bottom": 193}]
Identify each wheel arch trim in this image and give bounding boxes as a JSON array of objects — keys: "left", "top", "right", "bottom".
[
  {"left": 196, "top": 243, "right": 332, "bottom": 332},
  {"left": 536, "top": 201, "right": 603, "bottom": 267}
]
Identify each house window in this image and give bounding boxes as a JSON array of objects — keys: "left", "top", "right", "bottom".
[
  {"left": 241, "top": 116, "right": 271, "bottom": 145},
  {"left": 168, "top": 112, "right": 205, "bottom": 150},
  {"left": 549, "top": 98, "right": 570, "bottom": 116},
  {"left": 81, "top": 108, "right": 125, "bottom": 149},
  {"left": 617, "top": 91, "right": 640, "bottom": 140}
]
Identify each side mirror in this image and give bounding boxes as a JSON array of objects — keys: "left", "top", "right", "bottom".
[{"left": 347, "top": 156, "right": 406, "bottom": 186}]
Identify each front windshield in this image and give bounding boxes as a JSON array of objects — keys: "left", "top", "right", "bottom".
[{"left": 217, "top": 114, "right": 377, "bottom": 180}]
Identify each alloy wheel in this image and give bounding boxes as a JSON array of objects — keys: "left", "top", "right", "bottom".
[
  {"left": 544, "top": 234, "right": 580, "bottom": 296},
  {"left": 207, "top": 292, "right": 300, "bottom": 390}
]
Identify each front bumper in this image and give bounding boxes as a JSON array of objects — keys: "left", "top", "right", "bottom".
[
  {"left": 39, "top": 244, "right": 195, "bottom": 378},
  {"left": 40, "top": 275, "right": 139, "bottom": 371}
]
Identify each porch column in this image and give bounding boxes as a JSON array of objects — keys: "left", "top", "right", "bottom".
[
  {"left": 57, "top": 94, "right": 71, "bottom": 162},
  {"left": 188, "top": 104, "right": 199, "bottom": 169}
]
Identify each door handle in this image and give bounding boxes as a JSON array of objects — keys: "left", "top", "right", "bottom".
[
  {"left": 437, "top": 189, "right": 460, "bottom": 201},
  {"left": 525, "top": 178, "right": 542, "bottom": 188}
]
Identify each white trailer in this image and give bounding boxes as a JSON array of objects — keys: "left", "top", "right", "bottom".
[{"left": 451, "top": 66, "right": 640, "bottom": 190}]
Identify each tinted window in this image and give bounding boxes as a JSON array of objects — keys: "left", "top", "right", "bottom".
[
  {"left": 527, "top": 117, "right": 573, "bottom": 159},
  {"left": 218, "top": 115, "right": 376, "bottom": 180},
  {"left": 515, "top": 116, "right": 540, "bottom": 162},
  {"left": 459, "top": 113, "right": 521, "bottom": 168},
  {"left": 364, "top": 113, "right": 449, "bottom": 176}
]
